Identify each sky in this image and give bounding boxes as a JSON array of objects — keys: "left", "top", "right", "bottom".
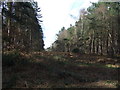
[{"left": 36, "top": 0, "right": 98, "bottom": 49}]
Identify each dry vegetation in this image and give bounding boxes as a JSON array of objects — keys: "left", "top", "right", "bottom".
[{"left": 2, "top": 51, "right": 120, "bottom": 88}]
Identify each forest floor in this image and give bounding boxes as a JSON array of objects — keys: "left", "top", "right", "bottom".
[{"left": 2, "top": 51, "right": 120, "bottom": 88}]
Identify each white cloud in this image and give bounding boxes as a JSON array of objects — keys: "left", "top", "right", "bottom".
[{"left": 36, "top": 0, "right": 98, "bottom": 49}]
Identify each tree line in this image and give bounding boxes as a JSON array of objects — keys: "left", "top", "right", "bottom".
[
  {"left": 1, "top": 0, "right": 44, "bottom": 53},
  {"left": 50, "top": 2, "right": 120, "bottom": 56}
]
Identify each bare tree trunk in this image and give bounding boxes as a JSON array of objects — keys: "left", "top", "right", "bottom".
[
  {"left": 117, "top": 2, "right": 120, "bottom": 54},
  {"left": 7, "top": 2, "right": 13, "bottom": 50}
]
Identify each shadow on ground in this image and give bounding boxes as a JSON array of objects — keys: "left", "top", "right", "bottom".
[{"left": 2, "top": 51, "right": 119, "bottom": 88}]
